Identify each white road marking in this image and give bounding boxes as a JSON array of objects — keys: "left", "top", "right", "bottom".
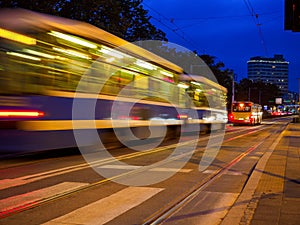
[
  {"left": 203, "top": 169, "right": 218, "bottom": 174},
  {"left": 98, "top": 164, "right": 192, "bottom": 173},
  {"left": 0, "top": 141, "right": 197, "bottom": 191},
  {"left": 0, "top": 162, "right": 94, "bottom": 190},
  {"left": 203, "top": 169, "right": 243, "bottom": 176},
  {"left": 99, "top": 164, "right": 141, "bottom": 170},
  {"left": 42, "top": 186, "right": 164, "bottom": 225},
  {"left": 150, "top": 168, "right": 192, "bottom": 173},
  {"left": 0, "top": 179, "right": 28, "bottom": 190},
  {"left": 0, "top": 182, "right": 88, "bottom": 212}
]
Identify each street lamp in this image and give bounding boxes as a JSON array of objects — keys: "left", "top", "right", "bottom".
[
  {"left": 232, "top": 75, "right": 235, "bottom": 104},
  {"left": 248, "top": 87, "right": 251, "bottom": 101},
  {"left": 298, "top": 78, "right": 300, "bottom": 119}
]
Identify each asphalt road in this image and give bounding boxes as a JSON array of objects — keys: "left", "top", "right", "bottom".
[{"left": 0, "top": 117, "right": 292, "bottom": 225}]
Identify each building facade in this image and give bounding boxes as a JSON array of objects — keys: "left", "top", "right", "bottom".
[{"left": 247, "top": 54, "right": 289, "bottom": 96}]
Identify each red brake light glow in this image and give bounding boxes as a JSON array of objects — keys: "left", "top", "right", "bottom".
[
  {"left": 0, "top": 110, "right": 44, "bottom": 118},
  {"left": 177, "top": 114, "right": 188, "bottom": 119}
]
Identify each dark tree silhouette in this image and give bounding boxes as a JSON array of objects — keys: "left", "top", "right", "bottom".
[
  {"left": 0, "top": 0, "right": 167, "bottom": 41},
  {"left": 236, "top": 78, "right": 280, "bottom": 105}
]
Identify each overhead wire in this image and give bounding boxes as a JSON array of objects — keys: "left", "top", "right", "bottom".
[
  {"left": 143, "top": 1, "right": 273, "bottom": 57},
  {"left": 143, "top": 1, "right": 273, "bottom": 59},
  {"left": 142, "top": 1, "right": 205, "bottom": 54},
  {"left": 243, "top": 0, "right": 268, "bottom": 56},
  {"left": 156, "top": 11, "right": 281, "bottom": 21},
  {"left": 164, "top": 11, "right": 281, "bottom": 33}
]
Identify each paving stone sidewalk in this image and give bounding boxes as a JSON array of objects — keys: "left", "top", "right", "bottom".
[
  {"left": 221, "top": 122, "right": 300, "bottom": 225},
  {"left": 249, "top": 122, "right": 300, "bottom": 225}
]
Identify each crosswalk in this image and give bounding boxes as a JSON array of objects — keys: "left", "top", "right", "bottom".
[
  {"left": 0, "top": 165, "right": 192, "bottom": 221},
  {"left": 0, "top": 181, "right": 165, "bottom": 224},
  {"left": 42, "top": 187, "right": 164, "bottom": 225},
  {"left": 0, "top": 182, "right": 88, "bottom": 213},
  {"left": 98, "top": 164, "right": 192, "bottom": 173},
  {"left": 0, "top": 164, "right": 244, "bottom": 224}
]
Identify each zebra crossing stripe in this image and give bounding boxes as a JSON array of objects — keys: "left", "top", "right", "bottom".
[
  {"left": 98, "top": 164, "right": 192, "bottom": 173},
  {"left": 0, "top": 179, "right": 28, "bottom": 190},
  {"left": 42, "top": 186, "right": 164, "bottom": 225},
  {"left": 99, "top": 165, "right": 141, "bottom": 170},
  {"left": 150, "top": 168, "right": 192, "bottom": 173},
  {"left": 203, "top": 169, "right": 243, "bottom": 176},
  {"left": 0, "top": 182, "right": 88, "bottom": 213}
]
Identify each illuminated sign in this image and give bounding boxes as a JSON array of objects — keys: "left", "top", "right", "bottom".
[{"left": 275, "top": 98, "right": 282, "bottom": 104}]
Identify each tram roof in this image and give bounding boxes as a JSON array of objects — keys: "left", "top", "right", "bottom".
[
  {"left": 180, "top": 74, "right": 227, "bottom": 93},
  {"left": 0, "top": 8, "right": 183, "bottom": 74}
]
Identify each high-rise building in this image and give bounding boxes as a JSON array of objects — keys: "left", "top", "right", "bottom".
[{"left": 247, "top": 54, "right": 289, "bottom": 96}]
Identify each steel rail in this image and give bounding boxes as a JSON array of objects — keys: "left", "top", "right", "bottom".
[
  {"left": 141, "top": 122, "right": 289, "bottom": 224},
  {"left": 0, "top": 122, "right": 285, "bottom": 219}
]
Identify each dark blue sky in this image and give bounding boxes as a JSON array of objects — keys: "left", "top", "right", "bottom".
[{"left": 142, "top": 0, "right": 300, "bottom": 93}]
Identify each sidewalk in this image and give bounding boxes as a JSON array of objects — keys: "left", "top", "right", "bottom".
[
  {"left": 222, "top": 122, "right": 300, "bottom": 225},
  {"left": 249, "top": 122, "right": 300, "bottom": 225}
]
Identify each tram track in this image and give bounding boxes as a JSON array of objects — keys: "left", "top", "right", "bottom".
[
  {"left": 141, "top": 141, "right": 265, "bottom": 225},
  {"left": 0, "top": 121, "right": 288, "bottom": 219},
  {"left": 142, "top": 121, "right": 290, "bottom": 224}
]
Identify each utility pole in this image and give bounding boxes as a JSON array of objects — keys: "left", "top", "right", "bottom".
[
  {"left": 231, "top": 74, "right": 236, "bottom": 112},
  {"left": 298, "top": 78, "right": 300, "bottom": 105},
  {"left": 298, "top": 78, "right": 300, "bottom": 120},
  {"left": 231, "top": 75, "right": 234, "bottom": 103},
  {"left": 248, "top": 87, "right": 251, "bottom": 101}
]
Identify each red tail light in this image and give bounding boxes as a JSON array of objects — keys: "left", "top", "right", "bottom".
[
  {"left": 177, "top": 114, "right": 188, "bottom": 119},
  {"left": 0, "top": 110, "right": 44, "bottom": 118}
]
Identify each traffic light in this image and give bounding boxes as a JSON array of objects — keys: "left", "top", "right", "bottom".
[{"left": 285, "top": 0, "right": 300, "bottom": 32}]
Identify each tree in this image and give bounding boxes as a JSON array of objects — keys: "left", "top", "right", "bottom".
[
  {"left": 0, "top": 0, "right": 63, "bottom": 14},
  {"left": 0, "top": 0, "right": 167, "bottom": 41},
  {"left": 199, "top": 55, "right": 234, "bottom": 87},
  {"left": 235, "top": 78, "right": 280, "bottom": 106},
  {"left": 199, "top": 54, "right": 235, "bottom": 109}
]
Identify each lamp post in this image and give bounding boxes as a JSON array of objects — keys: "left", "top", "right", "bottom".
[
  {"left": 298, "top": 78, "right": 300, "bottom": 119},
  {"left": 248, "top": 87, "right": 251, "bottom": 101},
  {"left": 231, "top": 75, "right": 235, "bottom": 111}
]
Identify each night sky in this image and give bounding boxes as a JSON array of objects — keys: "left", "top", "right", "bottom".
[{"left": 142, "top": 0, "right": 300, "bottom": 93}]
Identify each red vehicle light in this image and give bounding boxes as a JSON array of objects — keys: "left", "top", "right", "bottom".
[
  {"left": 0, "top": 110, "right": 44, "bottom": 118},
  {"left": 177, "top": 114, "right": 188, "bottom": 119}
]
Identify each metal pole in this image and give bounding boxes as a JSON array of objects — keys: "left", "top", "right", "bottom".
[
  {"left": 231, "top": 75, "right": 235, "bottom": 112},
  {"left": 298, "top": 78, "right": 300, "bottom": 105},
  {"left": 248, "top": 87, "right": 251, "bottom": 101},
  {"left": 298, "top": 78, "right": 300, "bottom": 119}
]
